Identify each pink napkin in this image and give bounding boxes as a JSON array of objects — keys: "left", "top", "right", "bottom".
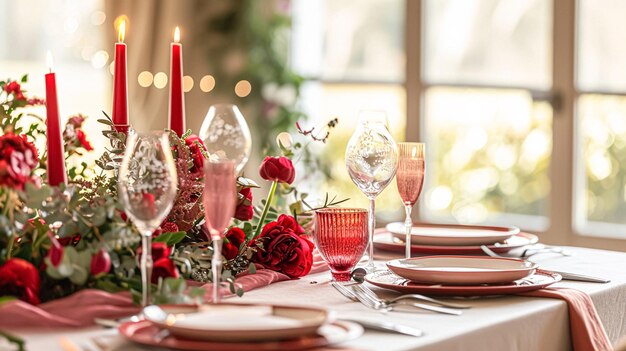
[
  {"left": 0, "top": 290, "right": 139, "bottom": 329},
  {"left": 0, "top": 252, "right": 329, "bottom": 329},
  {"left": 520, "top": 288, "right": 612, "bottom": 351}
]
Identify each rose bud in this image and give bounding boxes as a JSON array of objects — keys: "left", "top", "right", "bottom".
[
  {"left": 90, "top": 248, "right": 111, "bottom": 277},
  {"left": 46, "top": 232, "right": 64, "bottom": 267},
  {"left": 259, "top": 156, "right": 296, "bottom": 184},
  {"left": 234, "top": 187, "right": 254, "bottom": 221},
  {"left": 223, "top": 227, "right": 246, "bottom": 260}
]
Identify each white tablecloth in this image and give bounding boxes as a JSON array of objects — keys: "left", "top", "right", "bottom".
[{"left": 2, "top": 247, "right": 625, "bottom": 351}]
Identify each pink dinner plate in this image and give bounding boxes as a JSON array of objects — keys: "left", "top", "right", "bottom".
[
  {"left": 373, "top": 229, "right": 539, "bottom": 255},
  {"left": 365, "top": 269, "right": 561, "bottom": 296},
  {"left": 143, "top": 303, "right": 328, "bottom": 342},
  {"left": 119, "top": 319, "right": 363, "bottom": 351},
  {"left": 386, "top": 222, "right": 519, "bottom": 246},
  {"left": 386, "top": 256, "right": 538, "bottom": 285}
]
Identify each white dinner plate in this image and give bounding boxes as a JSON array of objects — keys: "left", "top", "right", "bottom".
[
  {"left": 144, "top": 303, "right": 329, "bottom": 342},
  {"left": 386, "top": 256, "right": 538, "bottom": 285},
  {"left": 386, "top": 222, "right": 519, "bottom": 246}
]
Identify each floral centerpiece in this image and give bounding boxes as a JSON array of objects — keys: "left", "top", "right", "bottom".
[{"left": 0, "top": 75, "right": 341, "bottom": 309}]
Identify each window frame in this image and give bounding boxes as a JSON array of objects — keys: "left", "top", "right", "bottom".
[{"left": 405, "top": 0, "right": 626, "bottom": 251}]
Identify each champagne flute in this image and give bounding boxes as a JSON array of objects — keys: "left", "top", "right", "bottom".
[
  {"left": 396, "top": 142, "right": 425, "bottom": 258},
  {"left": 345, "top": 110, "right": 398, "bottom": 271},
  {"left": 118, "top": 132, "right": 178, "bottom": 306},
  {"left": 202, "top": 160, "right": 237, "bottom": 303}
]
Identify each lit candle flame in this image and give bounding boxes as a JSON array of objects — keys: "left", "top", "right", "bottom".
[
  {"left": 118, "top": 20, "right": 126, "bottom": 43},
  {"left": 46, "top": 51, "right": 53, "bottom": 73},
  {"left": 174, "top": 26, "right": 180, "bottom": 43}
]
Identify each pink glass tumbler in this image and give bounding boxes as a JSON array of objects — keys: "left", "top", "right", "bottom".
[{"left": 314, "top": 208, "right": 368, "bottom": 281}]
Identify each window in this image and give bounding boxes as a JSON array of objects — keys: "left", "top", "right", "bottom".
[
  {"left": 0, "top": 0, "right": 108, "bottom": 155},
  {"left": 292, "top": 0, "right": 406, "bottom": 220},
  {"left": 575, "top": 0, "right": 626, "bottom": 237},
  {"left": 420, "top": 0, "right": 553, "bottom": 230},
  {"left": 293, "top": 0, "right": 626, "bottom": 249}
]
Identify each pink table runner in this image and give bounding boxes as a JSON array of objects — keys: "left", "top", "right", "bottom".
[
  {"left": 0, "top": 252, "right": 328, "bottom": 329},
  {"left": 520, "top": 287, "right": 612, "bottom": 351}
]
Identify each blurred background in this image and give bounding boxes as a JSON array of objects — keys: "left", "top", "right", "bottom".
[{"left": 1, "top": 0, "right": 625, "bottom": 251}]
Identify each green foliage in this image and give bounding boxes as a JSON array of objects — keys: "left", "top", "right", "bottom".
[{"left": 153, "top": 232, "right": 186, "bottom": 246}]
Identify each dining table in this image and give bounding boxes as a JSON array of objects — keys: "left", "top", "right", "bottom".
[{"left": 1, "top": 245, "right": 625, "bottom": 351}]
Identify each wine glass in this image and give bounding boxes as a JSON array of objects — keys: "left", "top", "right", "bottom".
[
  {"left": 202, "top": 160, "right": 237, "bottom": 303},
  {"left": 345, "top": 110, "right": 398, "bottom": 271},
  {"left": 314, "top": 208, "right": 368, "bottom": 281},
  {"left": 118, "top": 132, "right": 178, "bottom": 306},
  {"left": 199, "top": 104, "right": 252, "bottom": 173},
  {"left": 396, "top": 142, "right": 425, "bottom": 259}
]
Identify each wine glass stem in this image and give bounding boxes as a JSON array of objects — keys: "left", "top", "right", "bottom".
[
  {"left": 404, "top": 204, "right": 413, "bottom": 259},
  {"left": 212, "top": 238, "right": 223, "bottom": 303},
  {"left": 367, "top": 197, "right": 376, "bottom": 270},
  {"left": 140, "top": 233, "right": 153, "bottom": 307}
]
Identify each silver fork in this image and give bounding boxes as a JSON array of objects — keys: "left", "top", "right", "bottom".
[
  {"left": 348, "top": 284, "right": 462, "bottom": 316},
  {"left": 356, "top": 283, "right": 471, "bottom": 309}
]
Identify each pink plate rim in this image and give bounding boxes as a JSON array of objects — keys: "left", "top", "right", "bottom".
[
  {"left": 119, "top": 319, "right": 363, "bottom": 351},
  {"left": 373, "top": 229, "right": 539, "bottom": 255},
  {"left": 365, "top": 269, "right": 562, "bottom": 296},
  {"left": 386, "top": 255, "right": 538, "bottom": 285}
]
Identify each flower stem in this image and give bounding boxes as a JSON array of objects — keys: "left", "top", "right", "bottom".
[{"left": 252, "top": 181, "right": 278, "bottom": 239}]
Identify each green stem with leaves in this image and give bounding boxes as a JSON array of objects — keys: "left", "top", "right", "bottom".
[{"left": 252, "top": 180, "right": 278, "bottom": 239}]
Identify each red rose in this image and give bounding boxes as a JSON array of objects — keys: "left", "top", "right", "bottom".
[
  {"left": 137, "top": 242, "right": 179, "bottom": 284},
  {"left": 0, "top": 133, "right": 39, "bottom": 189},
  {"left": 184, "top": 135, "right": 208, "bottom": 174},
  {"left": 76, "top": 130, "right": 93, "bottom": 151},
  {"left": 252, "top": 214, "right": 314, "bottom": 278},
  {"left": 4, "top": 81, "right": 25, "bottom": 101},
  {"left": 259, "top": 156, "right": 295, "bottom": 184},
  {"left": 0, "top": 258, "right": 41, "bottom": 305},
  {"left": 90, "top": 248, "right": 111, "bottom": 277},
  {"left": 234, "top": 187, "right": 254, "bottom": 221},
  {"left": 223, "top": 227, "right": 246, "bottom": 260}
]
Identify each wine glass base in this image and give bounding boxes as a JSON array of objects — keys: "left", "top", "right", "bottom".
[{"left": 330, "top": 271, "right": 352, "bottom": 282}]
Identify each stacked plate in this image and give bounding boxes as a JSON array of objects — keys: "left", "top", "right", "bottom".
[
  {"left": 118, "top": 303, "right": 363, "bottom": 350},
  {"left": 365, "top": 256, "right": 561, "bottom": 296},
  {"left": 374, "top": 222, "right": 539, "bottom": 255}
]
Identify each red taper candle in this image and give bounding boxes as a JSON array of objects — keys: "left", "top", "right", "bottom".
[
  {"left": 44, "top": 52, "right": 68, "bottom": 186},
  {"left": 168, "top": 26, "right": 185, "bottom": 136},
  {"left": 112, "top": 20, "right": 129, "bottom": 129}
]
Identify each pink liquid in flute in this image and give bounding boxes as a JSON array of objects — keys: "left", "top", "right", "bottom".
[
  {"left": 203, "top": 161, "right": 237, "bottom": 240},
  {"left": 314, "top": 208, "right": 368, "bottom": 281},
  {"left": 202, "top": 160, "right": 236, "bottom": 303},
  {"left": 397, "top": 158, "right": 425, "bottom": 206}
]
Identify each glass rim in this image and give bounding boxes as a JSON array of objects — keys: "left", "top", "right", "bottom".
[
  {"left": 315, "top": 207, "right": 368, "bottom": 214},
  {"left": 398, "top": 142, "right": 425, "bottom": 146}
]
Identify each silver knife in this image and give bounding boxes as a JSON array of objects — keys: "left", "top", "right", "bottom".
[
  {"left": 339, "top": 318, "right": 423, "bottom": 337},
  {"left": 548, "top": 270, "right": 611, "bottom": 283}
]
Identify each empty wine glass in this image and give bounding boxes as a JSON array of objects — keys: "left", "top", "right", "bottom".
[
  {"left": 396, "top": 142, "right": 425, "bottom": 259},
  {"left": 202, "top": 160, "right": 237, "bottom": 303},
  {"left": 345, "top": 110, "right": 398, "bottom": 271},
  {"left": 118, "top": 132, "right": 178, "bottom": 306},
  {"left": 199, "top": 104, "right": 252, "bottom": 173}
]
